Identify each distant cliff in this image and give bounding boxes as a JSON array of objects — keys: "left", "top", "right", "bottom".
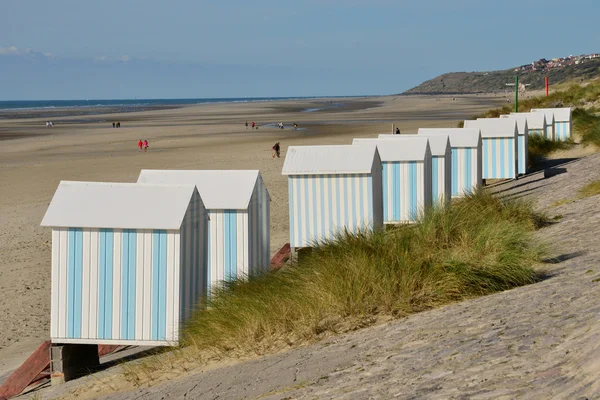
[{"left": 404, "top": 58, "right": 600, "bottom": 95}]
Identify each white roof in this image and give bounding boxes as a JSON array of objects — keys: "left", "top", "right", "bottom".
[
  {"left": 496, "top": 115, "right": 528, "bottom": 135},
  {"left": 463, "top": 119, "right": 518, "bottom": 138},
  {"left": 531, "top": 107, "right": 571, "bottom": 122},
  {"left": 353, "top": 137, "right": 430, "bottom": 161},
  {"left": 282, "top": 145, "right": 378, "bottom": 175},
  {"left": 529, "top": 109, "right": 555, "bottom": 123},
  {"left": 137, "top": 170, "right": 263, "bottom": 210},
  {"left": 378, "top": 134, "right": 447, "bottom": 156},
  {"left": 41, "top": 181, "right": 197, "bottom": 230},
  {"left": 417, "top": 128, "right": 481, "bottom": 148},
  {"left": 509, "top": 112, "right": 546, "bottom": 129}
]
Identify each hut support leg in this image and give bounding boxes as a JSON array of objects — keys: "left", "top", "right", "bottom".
[{"left": 50, "top": 344, "right": 99, "bottom": 385}]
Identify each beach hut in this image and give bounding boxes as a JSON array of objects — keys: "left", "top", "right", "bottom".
[
  {"left": 529, "top": 109, "right": 555, "bottom": 140},
  {"left": 495, "top": 115, "right": 529, "bottom": 175},
  {"left": 531, "top": 108, "right": 572, "bottom": 141},
  {"left": 137, "top": 170, "right": 270, "bottom": 290},
  {"left": 417, "top": 128, "right": 482, "bottom": 198},
  {"left": 282, "top": 144, "right": 383, "bottom": 248},
  {"left": 378, "top": 134, "right": 448, "bottom": 204},
  {"left": 510, "top": 112, "right": 548, "bottom": 138},
  {"left": 353, "top": 137, "right": 432, "bottom": 223},
  {"left": 41, "top": 181, "right": 208, "bottom": 347},
  {"left": 463, "top": 119, "right": 518, "bottom": 180}
]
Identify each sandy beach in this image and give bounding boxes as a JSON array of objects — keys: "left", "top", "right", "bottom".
[{"left": 0, "top": 94, "right": 506, "bottom": 379}]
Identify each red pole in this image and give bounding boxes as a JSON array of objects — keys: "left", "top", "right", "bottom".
[{"left": 545, "top": 76, "right": 549, "bottom": 96}]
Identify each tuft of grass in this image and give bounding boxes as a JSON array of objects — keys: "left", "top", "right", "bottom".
[
  {"left": 180, "top": 189, "right": 546, "bottom": 358},
  {"left": 573, "top": 108, "right": 600, "bottom": 148},
  {"left": 578, "top": 180, "right": 600, "bottom": 199},
  {"left": 528, "top": 134, "right": 574, "bottom": 168}
]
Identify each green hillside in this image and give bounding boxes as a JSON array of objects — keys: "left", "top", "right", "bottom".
[{"left": 404, "top": 58, "right": 600, "bottom": 94}]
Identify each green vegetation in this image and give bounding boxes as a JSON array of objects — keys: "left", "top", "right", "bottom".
[
  {"left": 578, "top": 180, "right": 600, "bottom": 199},
  {"left": 527, "top": 134, "right": 574, "bottom": 168},
  {"left": 404, "top": 59, "right": 600, "bottom": 95},
  {"left": 551, "top": 180, "right": 600, "bottom": 207},
  {"left": 573, "top": 108, "right": 600, "bottom": 148},
  {"left": 180, "top": 189, "right": 545, "bottom": 358}
]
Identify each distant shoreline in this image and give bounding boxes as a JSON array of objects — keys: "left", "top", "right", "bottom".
[{"left": 0, "top": 96, "right": 376, "bottom": 120}]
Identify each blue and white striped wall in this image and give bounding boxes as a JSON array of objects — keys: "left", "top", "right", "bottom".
[
  {"left": 207, "top": 178, "right": 270, "bottom": 292},
  {"left": 288, "top": 173, "right": 380, "bottom": 248},
  {"left": 431, "top": 155, "right": 451, "bottom": 205},
  {"left": 482, "top": 138, "right": 517, "bottom": 179},
  {"left": 555, "top": 121, "right": 571, "bottom": 141},
  {"left": 518, "top": 133, "right": 528, "bottom": 175},
  {"left": 450, "top": 148, "right": 481, "bottom": 197},
  {"left": 50, "top": 193, "right": 206, "bottom": 346},
  {"left": 382, "top": 161, "right": 431, "bottom": 223},
  {"left": 545, "top": 124, "right": 555, "bottom": 141}
]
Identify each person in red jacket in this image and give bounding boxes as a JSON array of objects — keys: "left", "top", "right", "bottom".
[
  {"left": 137, "top": 139, "right": 143, "bottom": 151},
  {"left": 251, "top": 121, "right": 255, "bottom": 129}
]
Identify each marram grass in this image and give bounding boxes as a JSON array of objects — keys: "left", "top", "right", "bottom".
[{"left": 181, "top": 188, "right": 546, "bottom": 357}]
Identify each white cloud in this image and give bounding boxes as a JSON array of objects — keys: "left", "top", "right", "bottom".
[
  {"left": 0, "top": 45, "right": 52, "bottom": 58},
  {"left": 94, "top": 55, "right": 132, "bottom": 63}
]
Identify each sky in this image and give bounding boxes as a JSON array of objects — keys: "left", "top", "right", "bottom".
[{"left": 1, "top": 0, "right": 599, "bottom": 100}]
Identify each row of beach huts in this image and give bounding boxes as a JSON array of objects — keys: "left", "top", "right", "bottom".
[{"left": 41, "top": 107, "right": 571, "bottom": 347}]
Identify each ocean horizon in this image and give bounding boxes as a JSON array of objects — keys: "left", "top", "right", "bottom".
[{"left": 0, "top": 96, "right": 367, "bottom": 112}]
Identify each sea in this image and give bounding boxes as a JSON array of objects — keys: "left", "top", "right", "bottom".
[{"left": 0, "top": 97, "right": 345, "bottom": 112}]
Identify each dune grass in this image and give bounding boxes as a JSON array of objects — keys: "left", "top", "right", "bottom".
[
  {"left": 116, "top": 189, "right": 548, "bottom": 388},
  {"left": 573, "top": 108, "right": 600, "bottom": 148},
  {"left": 180, "top": 189, "right": 546, "bottom": 357}
]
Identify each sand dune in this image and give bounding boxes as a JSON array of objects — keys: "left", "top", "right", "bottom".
[{"left": 0, "top": 94, "right": 506, "bottom": 378}]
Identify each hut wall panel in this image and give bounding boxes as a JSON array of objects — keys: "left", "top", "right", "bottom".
[
  {"left": 436, "top": 155, "right": 443, "bottom": 202},
  {"left": 111, "top": 229, "right": 122, "bottom": 341},
  {"left": 248, "top": 179, "right": 270, "bottom": 276},
  {"left": 207, "top": 209, "right": 249, "bottom": 291},
  {"left": 52, "top": 227, "right": 183, "bottom": 346},
  {"left": 178, "top": 191, "right": 206, "bottom": 329},
  {"left": 288, "top": 174, "right": 373, "bottom": 248},
  {"left": 555, "top": 121, "right": 571, "bottom": 141},
  {"left": 482, "top": 138, "right": 517, "bottom": 179},
  {"left": 432, "top": 152, "right": 452, "bottom": 204},
  {"left": 370, "top": 159, "right": 383, "bottom": 230},
  {"left": 451, "top": 148, "right": 482, "bottom": 197},
  {"left": 546, "top": 124, "right": 554, "bottom": 140},
  {"left": 382, "top": 161, "right": 426, "bottom": 224},
  {"left": 141, "top": 231, "right": 152, "bottom": 341},
  {"left": 518, "top": 134, "right": 528, "bottom": 175},
  {"left": 172, "top": 232, "right": 181, "bottom": 343}
]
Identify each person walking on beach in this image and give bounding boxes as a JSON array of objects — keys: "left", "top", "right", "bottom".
[
  {"left": 272, "top": 142, "right": 281, "bottom": 158},
  {"left": 251, "top": 121, "right": 255, "bottom": 129},
  {"left": 113, "top": 122, "right": 116, "bottom": 128},
  {"left": 293, "top": 122, "right": 298, "bottom": 130},
  {"left": 138, "top": 139, "right": 143, "bottom": 151},
  {"left": 395, "top": 127, "right": 400, "bottom": 134},
  {"left": 143, "top": 139, "right": 149, "bottom": 152},
  {"left": 245, "top": 121, "right": 248, "bottom": 130}
]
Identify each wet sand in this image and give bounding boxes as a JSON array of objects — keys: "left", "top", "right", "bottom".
[{"left": 0, "top": 93, "right": 506, "bottom": 380}]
